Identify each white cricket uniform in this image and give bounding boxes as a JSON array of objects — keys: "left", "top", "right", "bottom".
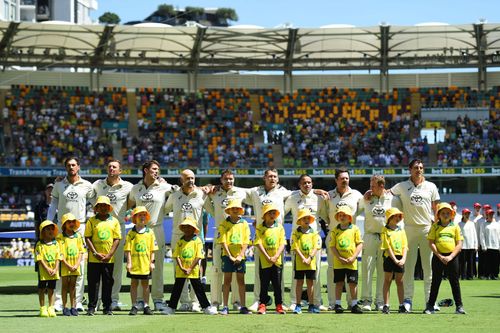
[
  {"left": 164, "top": 187, "right": 211, "bottom": 308},
  {"left": 358, "top": 191, "right": 396, "bottom": 308},
  {"left": 246, "top": 185, "right": 292, "bottom": 304},
  {"left": 205, "top": 186, "right": 250, "bottom": 305},
  {"left": 47, "top": 176, "right": 94, "bottom": 307},
  {"left": 391, "top": 179, "right": 440, "bottom": 304},
  {"left": 93, "top": 178, "right": 133, "bottom": 304},
  {"left": 129, "top": 179, "right": 175, "bottom": 303},
  {"left": 479, "top": 220, "right": 500, "bottom": 250},
  {"left": 320, "top": 187, "right": 363, "bottom": 307},
  {"left": 458, "top": 221, "right": 478, "bottom": 250},
  {"left": 284, "top": 190, "right": 324, "bottom": 307}
]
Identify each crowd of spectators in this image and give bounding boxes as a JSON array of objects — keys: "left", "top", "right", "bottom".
[{"left": 0, "top": 238, "right": 33, "bottom": 259}]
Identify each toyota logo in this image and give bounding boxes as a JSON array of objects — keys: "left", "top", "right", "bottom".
[
  {"left": 141, "top": 193, "right": 154, "bottom": 201},
  {"left": 182, "top": 203, "right": 193, "bottom": 211},
  {"left": 107, "top": 193, "right": 117, "bottom": 202},
  {"left": 66, "top": 192, "right": 78, "bottom": 200}
]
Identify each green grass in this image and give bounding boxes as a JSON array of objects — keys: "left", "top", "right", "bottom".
[{"left": 0, "top": 263, "right": 499, "bottom": 333}]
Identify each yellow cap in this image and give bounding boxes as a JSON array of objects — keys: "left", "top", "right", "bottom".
[
  {"left": 297, "top": 208, "right": 315, "bottom": 224},
  {"left": 437, "top": 202, "right": 456, "bottom": 219},
  {"left": 94, "top": 196, "right": 113, "bottom": 213},
  {"left": 39, "top": 220, "right": 59, "bottom": 235},
  {"left": 385, "top": 207, "right": 404, "bottom": 223},
  {"left": 131, "top": 206, "right": 151, "bottom": 224},
  {"left": 262, "top": 203, "right": 280, "bottom": 219},
  {"left": 224, "top": 199, "right": 244, "bottom": 215},
  {"left": 335, "top": 206, "right": 353, "bottom": 222},
  {"left": 179, "top": 216, "right": 200, "bottom": 234},
  {"left": 61, "top": 213, "right": 81, "bottom": 231}
]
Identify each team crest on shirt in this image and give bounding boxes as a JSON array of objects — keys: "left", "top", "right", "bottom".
[
  {"left": 338, "top": 238, "right": 350, "bottom": 249},
  {"left": 182, "top": 203, "right": 193, "bottom": 212},
  {"left": 372, "top": 207, "right": 386, "bottom": 218},
  {"left": 135, "top": 240, "right": 147, "bottom": 253},
  {"left": 67, "top": 245, "right": 78, "bottom": 257},
  {"left": 98, "top": 229, "right": 111, "bottom": 241},
  {"left": 221, "top": 198, "right": 230, "bottom": 207},
  {"left": 140, "top": 193, "right": 154, "bottom": 201},
  {"left": 230, "top": 233, "right": 242, "bottom": 243},
  {"left": 181, "top": 248, "right": 194, "bottom": 259},
  {"left": 107, "top": 193, "right": 117, "bottom": 203},
  {"left": 410, "top": 193, "right": 424, "bottom": 206},
  {"left": 66, "top": 192, "right": 78, "bottom": 200},
  {"left": 393, "top": 240, "right": 402, "bottom": 251},
  {"left": 261, "top": 199, "right": 273, "bottom": 205},
  {"left": 302, "top": 241, "right": 312, "bottom": 252},
  {"left": 265, "top": 235, "right": 277, "bottom": 247},
  {"left": 45, "top": 251, "right": 56, "bottom": 263}
]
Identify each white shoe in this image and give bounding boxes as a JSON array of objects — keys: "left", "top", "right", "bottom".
[
  {"left": 288, "top": 303, "right": 296, "bottom": 311},
  {"left": 204, "top": 306, "right": 218, "bottom": 315},
  {"left": 136, "top": 301, "right": 145, "bottom": 311},
  {"left": 111, "top": 301, "right": 121, "bottom": 311},
  {"left": 76, "top": 303, "right": 84, "bottom": 312},
  {"left": 53, "top": 302, "right": 63, "bottom": 312},
  {"left": 403, "top": 300, "right": 412, "bottom": 312},
  {"left": 319, "top": 305, "right": 328, "bottom": 311},
  {"left": 232, "top": 302, "right": 241, "bottom": 311},
  {"left": 248, "top": 301, "right": 259, "bottom": 312},
  {"left": 375, "top": 302, "right": 384, "bottom": 311},
  {"left": 361, "top": 304, "right": 372, "bottom": 311},
  {"left": 191, "top": 303, "right": 202, "bottom": 313},
  {"left": 434, "top": 305, "right": 441, "bottom": 312},
  {"left": 178, "top": 303, "right": 191, "bottom": 311},
  {"left": 154, "top": 301, "right": 165, "bottom": 311},
  {"left": 281, "top": 304, "right": 290, "bottom": 311},
  {"left": 161, "top": 306, "right": 175, "bottom": 315}
]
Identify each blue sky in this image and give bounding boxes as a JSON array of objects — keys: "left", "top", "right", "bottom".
[{"left": 92, "top": 0, "right": 500, "bottom": 27}]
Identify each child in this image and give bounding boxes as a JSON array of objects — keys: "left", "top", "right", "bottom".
[
  {"left": 84, "top": 196, "right": 121, "bottom": 316},
  {"left": 162, "top": 217, "right": 217, "bottom": 315},
  {"left": 425, "top": 202, "right": 466, "bottom": 314},
  {"left": 255, "top": 203, "right": 287, "bottom": 315},
  {"left": 380, "top": 208, "right": 408, "bottom": 314},
  {"left": 57, "top": 213, "right": 85, "bottom": 316},
  {"left": 458, "top": 208, "right": 478, "bottom": 280},
  {"left": 217, "top": 199, "right": 252, "bottom": 315},
  {"left": 125, "top": 206, "right": 158, "bottom": 315},
  {"left": 479, "top": 209, "right": 500, "bottom": 280},
  {"left": 328, "top": 206, "right": 363, "bottom": 314},
  {"left": 35, "top": 220, "right": 61, "bottom": 317},
  {"left": 291, "top": 208, "right": 321, "bottom": 314}
]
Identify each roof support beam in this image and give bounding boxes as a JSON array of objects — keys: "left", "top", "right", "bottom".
[
  {"left": 90, "top": 25, "right": 115, "bottom": 68},
  {"left": 0, "top": 22, "right": 20, "bottom": 57},
  {"left": 473, "top": 23, "right": 487, "bottom": 92},
  {"left": 189, "top": 26, "right": 206, "bottom": 71}
]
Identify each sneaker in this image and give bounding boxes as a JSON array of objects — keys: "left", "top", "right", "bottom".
[
  {"left": 423, "top": 305, "right": 435, "bottom": 315},
  {"left": 144, "top": 306, "right": 154, "bottom": 315},
  {"left": 276, "top": 304, "right": 285, "bottom": 314},
  {"left": 136, "top": 300, "right": 145, "bottom": 311},
  {"left": 351, "top": 304, "right": 363, "bottom": 314},
  {"left": 129, "top": 306, "right": 138, "bottom": 316},
  {"left": 76, "top": 302, "right": 84, "bottom": 312},
  {"left": 288, "top": 303, "right": 296, "bottom": 312},
  {"left": 178, "top": 303, "right": 191, "bottom": 312},
  {"left": 361, "top": 300, "right": 372, "bottom": 311},
  {"left": 319, "top": 305, "right": 328, "bottom": 311},
  {"left": 248, "top": 301, "right": 259, "bottom": 312},
  {"left": 434, "top": 305, "right": 441, "bottom": 312},
  {"left": 204, "top": 306, "right": 218, "bottom": 315},
  {"left": 308, "top": 304, "right": 320, "bottom": 314},
  {"left": 53, "top": 302, "right": 62, "bottom": 312},
  {"left": 154, "top": 301, "right": 165, "bottom": 311},
  {"left": 403, "top": 299, "right": 412, "bottom": 312},
  {"left": 220, "top": 306, "right": 229, "bottom": 315},
  {"left": 69, "top": 308, "right": 78, "bottom": 316},
  {"left": 398, "top": 305, "right": 409, "bottom": 314},
  {"left": 40, "top": 306, "right": 49, "bottom": 317},
  {"left": 111, "top": 301, "right": 121, "bottom": 311},
  {"left": 201, "top": 276, "right": 207, "bottom": 284},
  {"left": 161, "top": 306, "right": 175, "bottom": 315},
  {"left": 103, "top": 309, "right": 113, "bottom": 315},
  {"left": 375, "top": 302, "right": 384, "bottom": 311},
  {"left": 232, "top": 302, "right": 241, "bottom": 311},
  {"left": 239, "top": 306, "right": 251, "bottom": 314},
  {"left": 87, "top": 307, "right": 95, "bottom": 316},
  {"left": 334, "top": 304, "right": 344, "bottom": 313},
  {"left": 293, "top": 304, "right": 302, "bottom": 314},
  {"left": 192, "top": 303, "right": 202, "bottom": 313},
  {"left": 47, "top": 306, "right": 56, "bottom": 317},
  {"left": 63, "top": 308, "right": 71, "bottom": 316},
  {"left": 455, "top": 306, "right": 466, "bottom": 314},
  {"left": 382, "top": 305, "right": 390, "bottom": 314},
  {"left": 257, "top": 303, "right": 266, "bottom": 315}
]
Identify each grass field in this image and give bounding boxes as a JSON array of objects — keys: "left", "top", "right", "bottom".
[{"left": 1, "top": 262, "right": 499, "bottom": 333}]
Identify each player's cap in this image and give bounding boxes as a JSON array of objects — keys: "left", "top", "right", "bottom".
[
  {"left": 385, "top": 207, "right": 404, "bottom": 223},
  {"left": 262, "top": 203, "right": 280, "bottom": 219},
  {"left": 39, "top": 220, "right": 59, "bottom": 235},
  {"left": 61, "top": 213, "right": 81, "bottom": 230},
  {"left": 94, "top": 196, "right": 113, "bottom": 213},
  {"left": 45, "top": 183, "right": 54, "bottom": 189},
  {"left": 335, "top": 205, "right": 353, "bottom": 222},
  {"left": 461, "top": 208, "right": 471, "bottom": 215},
  {"left": 297, "top": 208, "right": 315, "bottom": 225},
  {"left": 131, "top": 206, "right": 151, "bottom": 224},
  {"left": 485, "top": 209, "right": 495, "bottom": 215},
  {"left": 473, "top": 202, "right": 481, "bottom": 208},
  {"left": 437, "top": 202, "right": 456, "bottom": 218},
  {"left": 449, "top": 201, "right": 456, "bottom": 207},
  {"left": 224, "top": 199, "right": 244, "bottom": 215},
  {"left": 179, "top": 216, "right": 200, "bottom": 234},
  {"left": 483, "top": 204, "right": 492, "bottom": 210},
  {"left": 497, "top": 203, "right": 500, "bottom": 208}
]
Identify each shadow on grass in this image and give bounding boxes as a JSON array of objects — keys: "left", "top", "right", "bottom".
[{"left": 470, "top": 294, "right": 500, "bottom": 299}]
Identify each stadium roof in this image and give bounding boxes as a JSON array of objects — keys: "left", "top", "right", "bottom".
[{"left": 1, "top": 21, "right": 500, "bottom": 72}]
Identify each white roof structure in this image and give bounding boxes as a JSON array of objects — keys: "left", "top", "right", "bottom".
[{"left": 1, "top": 21, "right": 500, "bottom": 73}]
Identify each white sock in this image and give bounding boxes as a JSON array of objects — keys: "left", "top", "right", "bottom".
[
  {"left": 351, "top": 300, "right": 358, "bottom": 307},
  {"left": 335, "top": 300, "right": 342, "bottom": 305}
]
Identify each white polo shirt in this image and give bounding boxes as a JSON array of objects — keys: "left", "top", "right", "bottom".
[
  {"left": 49, "top": 176, "right": 94, "bottom": 224},
  {"left": 391, "top": 179, "right": 440, "bottom": 228},
  {"left": 246, "top": 185, "right": 292, "bottom": 225},
  {"left": 284, "top": 190, "right": 323, "bottom": 232},
  {"left": 129, "top": 179, "right": 174, "bottom": 227},
  {"left": 358, "top": 191, "right": 395, "bottom": 234},
  {"left": 164, "top": 187, "right": 210, "bottom": 238},
  {"left": 322, "top": 187, "right": 363, "bottom": 230},
  {"left": 93, "top": 178, "right": 133, "bottom": 223},
  {"left": 206, "top": 186, "right": 250, "bottom": 227}
]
